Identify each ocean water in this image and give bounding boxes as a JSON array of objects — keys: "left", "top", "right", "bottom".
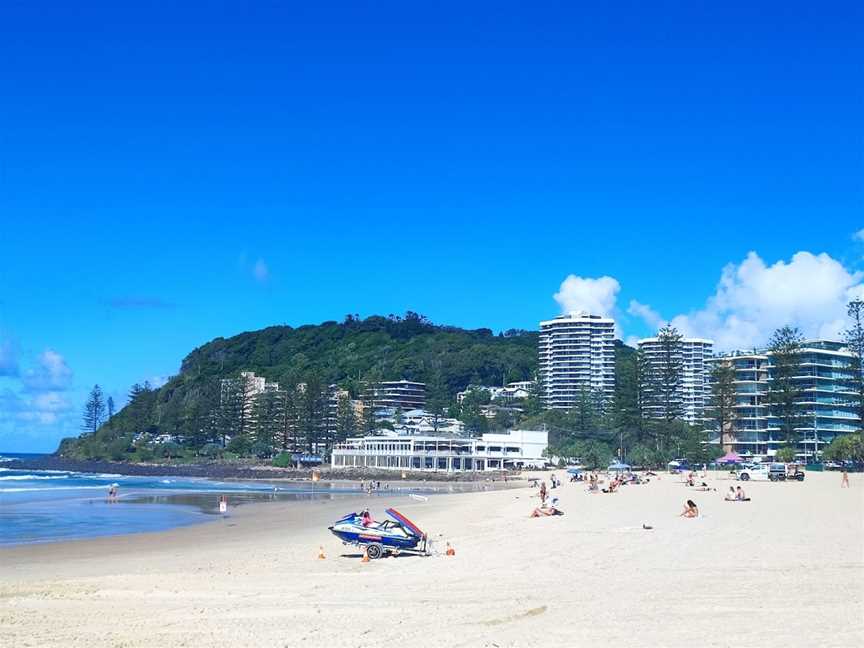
[{"left": 0, "top": 452, "right": 367, "bottom": 546}]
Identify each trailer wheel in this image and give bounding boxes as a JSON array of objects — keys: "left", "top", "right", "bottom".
[{"left": 366, "top": 544, "right": 384, "bottom": 560}]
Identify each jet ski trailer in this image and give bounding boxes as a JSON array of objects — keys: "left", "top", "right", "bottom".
[{"left": 328, "top": 507, "right": 430, "bottom": 559}]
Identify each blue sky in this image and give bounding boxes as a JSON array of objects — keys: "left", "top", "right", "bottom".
[{"left": 1, "top": 1, "right": 862, "bottom": 451}]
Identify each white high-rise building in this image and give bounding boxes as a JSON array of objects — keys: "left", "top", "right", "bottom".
[
  {"left": 538, "top": 312, "right": 616, "bottom": 409},
  {"left": 707, "top": 340, "right": 859, "bottom": 460},
  {"left": 637, "top": 337, "right": 714, "bottom": 424}
]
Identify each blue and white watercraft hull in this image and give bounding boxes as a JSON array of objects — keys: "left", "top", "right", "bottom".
[{"left": 328, "top": 508, "right": 428, "bottom": 557}]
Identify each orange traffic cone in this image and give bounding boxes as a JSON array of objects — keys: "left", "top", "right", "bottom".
[
  {"left": 317, "top": 546, "right": 326, "bottom": 560},
  {"left": 361, "top": 547, "right": 370, "bottom": 563},
  {"left": 445, "top": 542, "right": 456, "bottom": 556}
]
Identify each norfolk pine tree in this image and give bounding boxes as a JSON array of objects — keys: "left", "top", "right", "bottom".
[
  {"left": 767, "top": 326, "right": 804, "bottom": 447},
  {"left": 82, "top": 384, "right": 106, "bottom": 434},
  {"left": 844, "top": 298, "right": 864, "bottom": 432}
]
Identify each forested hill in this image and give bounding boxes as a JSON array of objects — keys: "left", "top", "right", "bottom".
[{"left": 58, "top": 313, "right": 539, "bottom": 458}]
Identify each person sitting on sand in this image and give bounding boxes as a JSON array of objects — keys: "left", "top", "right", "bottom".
[
  {"left": 725, "top": 486, "right": 737, "bottom": 501},
  {"left": 735, "top": 486, "right": 750, "bottom": 502},
  {"left": 602, "top": 478, "right": 619, "bottom": 494},
  {"left": 679, "top": 500, "right": 699, "bottom": 518},
  {"left": 531, "top": 497, "right": 563, "bottom": 517}
]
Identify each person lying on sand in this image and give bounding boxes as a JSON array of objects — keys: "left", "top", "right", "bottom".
[
  {"left": 531, "top": 497, "right": 563, "bottom": 517},
  {"left": 692, "top": 481, "right": 712, "bottom": 492},
  {"left": 679, "top": 500, "right": 699, "bottom": 518}
]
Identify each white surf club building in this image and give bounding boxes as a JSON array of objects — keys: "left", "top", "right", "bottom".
[{"left": 330, "top": 429, "right": 548, "bottom": 473}]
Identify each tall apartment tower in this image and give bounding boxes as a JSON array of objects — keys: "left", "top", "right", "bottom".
[
  {"left": 538, "top": 312, "right": 616, "bottom": 409},
  {"left": 637, "top": 337, "right": 714, "bottom": 424},
  {"left": 708, "top": 340, "right": 859, "bottom": 460}
]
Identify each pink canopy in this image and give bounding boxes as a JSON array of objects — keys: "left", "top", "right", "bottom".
[{"left": 717, "top": 451, "right": 742, "bottom": 464}]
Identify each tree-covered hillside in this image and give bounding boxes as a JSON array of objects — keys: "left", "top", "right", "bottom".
[{"left": 58, "top": 313, "right": 539, "bottom": 459}]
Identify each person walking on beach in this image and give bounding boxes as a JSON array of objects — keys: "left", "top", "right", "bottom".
[
  {"left": 539, "top": 480, "right": 547, "bottom": 504},
  {"left": 841, "top": 469, "right": 850, "bottom": 488}
]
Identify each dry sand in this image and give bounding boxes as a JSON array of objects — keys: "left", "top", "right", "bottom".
[{"left": 1, "top": 471, "right": 862, "bottom": 647}]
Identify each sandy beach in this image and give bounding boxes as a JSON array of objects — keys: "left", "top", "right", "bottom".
[{"left": 1, "top": 471, "right": 862, "bottom": 648}]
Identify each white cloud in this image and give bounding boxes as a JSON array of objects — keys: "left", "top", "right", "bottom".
[
  {"left": 553, "top": 275, "right": 620, "bottom": 317},
  {"left": 253, "top": 258, "right": 270, "bottom": 283},
  {"left": 853, "top": 229, "right": 864, "bottom": 242},
  {"left": 0, "top": 388, "right": 72, "bottom": 426},
  {"left": 666, "top": 251, "right": 863, "bottom": 350},
  {"left": 147, "top": 375, "right": 169, "bottom": 388},
  {"left": 21, "top": 349, "right": 73, "bottom": 392},
  {"left": 627, "top": 300, "right": 666, "bottom": 330},
  {"left": 624, "top": 335, "right": 642, "bottom": 349}
]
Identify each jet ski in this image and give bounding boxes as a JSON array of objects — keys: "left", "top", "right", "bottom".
[{"left": 328, "top": 507, "right": 429, "bottom": 559}]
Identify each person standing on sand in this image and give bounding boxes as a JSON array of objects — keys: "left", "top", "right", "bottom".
[
  {"left": 539, "top": 480, "right": 547, "bottom": 504},
  {"left": 841, "top": 470, "right": 849, "bottom": 488}
]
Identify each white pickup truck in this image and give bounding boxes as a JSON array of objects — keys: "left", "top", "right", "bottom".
[
  {"left": 736, "top": 464, "right": 772, "bottom": 481},
  {"left": 736, "top": 463, "right": 804, "bottom": 482}
]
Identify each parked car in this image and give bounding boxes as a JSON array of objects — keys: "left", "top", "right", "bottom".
[
  {"left": 768, "top": 463, "right": 788, "bottom": 481},
  {"left": 737, "top": 464, "right": 772, "bottom": 481}
]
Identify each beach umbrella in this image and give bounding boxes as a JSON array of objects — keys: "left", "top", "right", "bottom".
[
  {"left": 717, "top": 451, "right": 741, "bottom": 465},
  {"left": 607, "top": 461, "right": 631, "bottom": 472}
]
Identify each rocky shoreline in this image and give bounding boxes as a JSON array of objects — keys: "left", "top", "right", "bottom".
[{"left": 8, "top": 455, "right": 516, "bottom": 483}]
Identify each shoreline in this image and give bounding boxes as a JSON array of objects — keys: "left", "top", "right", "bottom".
[{"left": 0, "top": 474, "right": 521, "bottom": 550}]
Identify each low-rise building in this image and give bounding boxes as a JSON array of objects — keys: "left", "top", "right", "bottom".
[
  {"left": 457, "top": 381, "right": 535, "bottom": 405},
  {"left": 330, "top": 429, "right": 548, "bottom": 472},
  {"left": 364, "top": 380, "right": 426, "bottom": 411}
]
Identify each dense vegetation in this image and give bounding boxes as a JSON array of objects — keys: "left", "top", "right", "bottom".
[
  {"left": 58, "top": 313, "right": 539, "bottom": 460},
  {"left": 60, "top": 305, "right": 864, "bottom": 468}
]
